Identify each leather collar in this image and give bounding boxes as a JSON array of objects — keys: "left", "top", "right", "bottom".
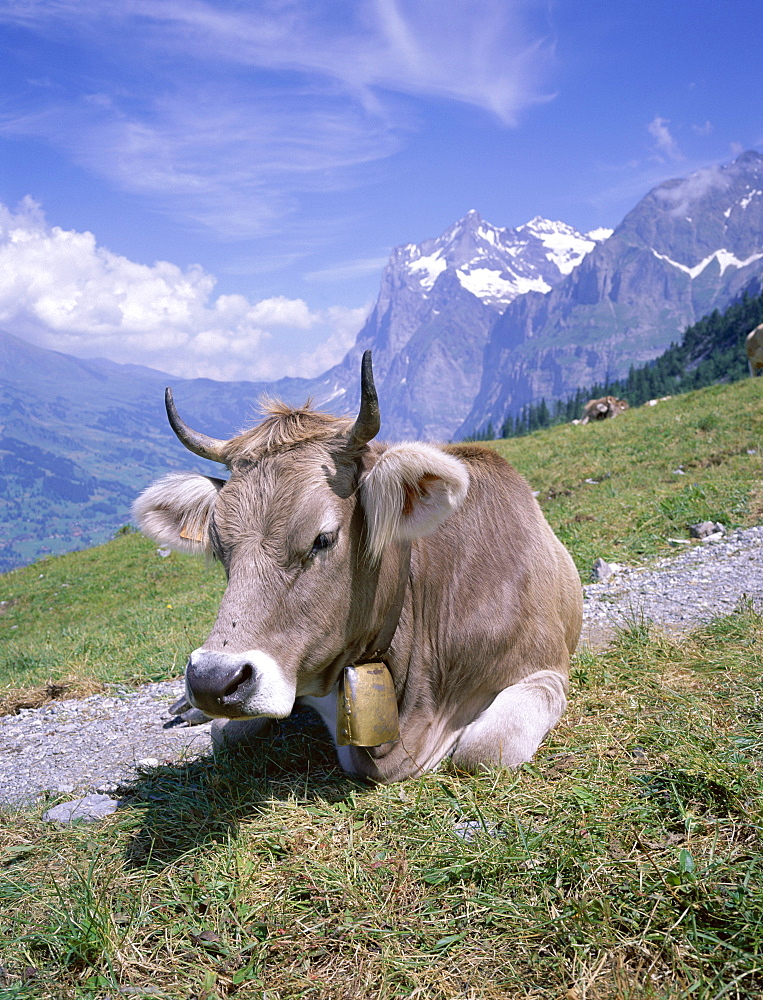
[{"left": 355, "top": 541, "right": 411, "bottom": 665}]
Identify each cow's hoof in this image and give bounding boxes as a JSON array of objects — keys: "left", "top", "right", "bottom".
[{"left": 211, "top": 717, "right": 273, "bottom": 754}]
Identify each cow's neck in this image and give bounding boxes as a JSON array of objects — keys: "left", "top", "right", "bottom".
[{"left": 356, "top": 540, "right": 411, "bottom": 667}]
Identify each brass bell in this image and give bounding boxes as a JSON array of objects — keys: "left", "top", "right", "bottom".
[{"left": 336, "top": 661, "right": 400, "bottom": 747}]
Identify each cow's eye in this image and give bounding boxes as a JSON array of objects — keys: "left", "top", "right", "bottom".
[{"left": 308, "top": 531, "right": 337, "bottom": 559}]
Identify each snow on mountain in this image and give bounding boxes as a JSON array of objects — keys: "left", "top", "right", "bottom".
[
  {"left": 458, "top": 149, "right": 763, "bottom": 439},
  {"left": 652, "top": 247, "right": 763, "bottom": 279},
  {"left": 586, "top": 226, "right": 615, "bottom": 243},
  {"left": 517, "top": 216, "right": 611, "bottom": 275},
  {"left": 397, "top": 208, "right": 602, "bottom": 308}
]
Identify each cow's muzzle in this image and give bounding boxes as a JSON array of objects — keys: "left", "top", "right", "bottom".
[{"left": 185, "top": 648, "right": 296, "bottom": 720}]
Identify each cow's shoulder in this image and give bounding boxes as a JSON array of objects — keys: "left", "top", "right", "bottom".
[
  {"left": 442, "top": 442, "right": 528, "bottom": 493},
  {"left": 442, "top": 442, "right": 510, "bottom": 468}
]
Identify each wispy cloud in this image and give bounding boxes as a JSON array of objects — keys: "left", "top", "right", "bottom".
[
  {"left": 0, "top": 0, "right": 556, "bottom": 238},
  {"left": 648, "top": 116, "right": 683, "bottom": 161},
  {"left": 305, "top": 255, "right": 390, "bottom": 283},
  {"left": 654, "top": 164, "right": 730, "bottom": 218},
  {"left": 692, "top": 120, "right": 713, "bottom": 136},
  {"left": 0, "top": 197, "right": 369, "bottom": 379}
]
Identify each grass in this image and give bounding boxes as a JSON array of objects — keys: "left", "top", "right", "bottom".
[
  {"left": 1, "top": 378, "right": 761, "bottom": 701},
  {"left": 0, "top": 377, "right": 762, "bottom": 997},
  {"left": 0, "top": 530, "right": 226, "bottom": 710},
  {"left": 1, "top": 604, "right": 762, "bottom": 998},
  {"left": 492, "top": 378, "right": 763, "bottom": 574}
]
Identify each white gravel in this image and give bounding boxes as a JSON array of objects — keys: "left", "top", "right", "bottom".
[
  {"left": 0, "top": 681, "right": 213, "bottom": 807},
  {"left": 2, "top": 525, "right": 762, "bottom": 807},
  {"left": 581, "top": 525, "right": 763, "bottom": 641}
]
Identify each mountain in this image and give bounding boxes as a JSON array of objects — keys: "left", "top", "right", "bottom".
[
  {"left": 495, "top": 288, "right": 763, "bottom": 439},
  {"left": 4, "top": 150, "right": 763, "bottom": 572},
  {"left": 458, "top": 150, "right": 763, "bottom": 437},
  {"left": 311, "top": 209, "right": 608, "bottom": 439}
]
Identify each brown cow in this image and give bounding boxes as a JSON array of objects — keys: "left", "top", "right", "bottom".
[
  {"left": 580, "top": 395, "right": 629, "bottom": 424},
  {"left": 133, "top": 352, "right": 582, "bottom": 782},
  {"left": 746, "top": 323, "right": 763, "bottom": 376}
]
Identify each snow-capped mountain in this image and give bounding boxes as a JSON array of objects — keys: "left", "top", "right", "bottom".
[
  {"left": 314, "top": 209, "right": 609, "bottom": 439},
  {"left": 397, "top": 209, "right": 609, "bottom": 306},
  {"left": 459, "top": 150, "right": 763, "bottom": 437}
]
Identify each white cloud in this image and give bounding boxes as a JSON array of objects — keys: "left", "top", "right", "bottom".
[
  {"left": 0, "top": 0, "right": 555, "bottom": 237},
  {"left": 0, "top": 197, "right": 369, "bottom": 380},
  {"left": 648, "top": 116, "right": 683, "bottom": 160},
  {"left": 654, "top": 164, "right": 730, "bottom": 218},
  {"left": 692, "top": 120, "right": 713, "bottom": 136}
]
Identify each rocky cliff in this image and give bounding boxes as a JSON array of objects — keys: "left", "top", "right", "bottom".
[{"left": 458, "top": 151, "right": 763, "bottom": 436}]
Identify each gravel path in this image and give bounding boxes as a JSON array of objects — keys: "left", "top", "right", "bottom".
[
  {"left": 0, "top": 681, "right": 213, "bottom": 807},
  {"left": 2, "top": 526, "right": 762, "bottom": 807},
  {"left": 581, "top": 525, "right": 763, "bottom": 641}
]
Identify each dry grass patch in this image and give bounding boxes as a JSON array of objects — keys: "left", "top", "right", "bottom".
[{"left": 0, "top": 678, "right": 105, "bottom": 718}]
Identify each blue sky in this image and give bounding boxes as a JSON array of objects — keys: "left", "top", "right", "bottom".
[{"left": 0, "top": 0, "right": 761, "bottom": 381}]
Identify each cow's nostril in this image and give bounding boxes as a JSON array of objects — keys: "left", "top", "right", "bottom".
[{"left": 222, "top": 661, "right": 253, "bottom": 698}]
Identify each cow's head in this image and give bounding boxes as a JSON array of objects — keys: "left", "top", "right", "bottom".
[{"left": 133, "top": 352, "right": 469, "bottom": 721}]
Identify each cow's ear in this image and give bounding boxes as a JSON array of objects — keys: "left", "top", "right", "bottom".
[
  {"left": 132, "top": 473, "right": 225, "bottom": 555},
  {"left": 361, "top": 444, "right": 469, "bottom": 560}
]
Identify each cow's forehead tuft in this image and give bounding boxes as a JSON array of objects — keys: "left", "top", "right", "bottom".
[{"left": 222, "top": 403, "right": 354, "bottom": 463}]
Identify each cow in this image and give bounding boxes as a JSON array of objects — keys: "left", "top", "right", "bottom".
[
  {"left": 580, "top": 395, "right": 629, "bottom": 424},
  {"left": 746, "top": 323, "right": 763, "bottom": 376},
  {"left": 133, "top": 352, "right": 582, "bottom": 783}
]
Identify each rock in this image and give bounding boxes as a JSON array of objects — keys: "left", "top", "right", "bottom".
[
  {"left": 591, "top": 558, "right": 621, "bottom": 582},
  {"left": 701, "top": 531, "right": 726, "bottom": 544},
  {"left": 690, "top": 521, "right": 726, "bottom": 539},
  {"left": 42, "top": 793, "right": 120, "bottom": 824},
  {"left": 453, "top": 818, "right": 503, "bottom": 841}
]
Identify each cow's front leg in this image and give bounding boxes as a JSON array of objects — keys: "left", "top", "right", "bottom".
[{"left": 449, "top": 669, "right": 567, "bottom": 772}]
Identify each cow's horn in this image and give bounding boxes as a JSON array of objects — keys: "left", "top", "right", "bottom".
[
  {"left": 349, "top": 350, "right": 380, "bottom": 446},
  {"left": 165, "top": 388, "right": 228, "bottom": 463}
]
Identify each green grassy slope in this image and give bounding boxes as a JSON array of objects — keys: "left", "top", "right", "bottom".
[
  {"left": 1, "top": 379, "right": 763, "bottom": 998},
  {"left": 0, "top": 532, "right": 226, "bottom": 705},
  {"left": 1, "top": 377, "right": 761, "bottom": 701},
  {"left": 493, "top": 377, "right": 763, "bottom": 574}
]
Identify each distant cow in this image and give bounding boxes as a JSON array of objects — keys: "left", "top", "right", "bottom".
[
  {"left": 133, "top": 352, "right": 582, "bottom": 782},
  {"left": 746, "top": 323, "right": 763, "bottom": 376},
  {"left": 580, "top": 396, "right": 629, "bottom": 424}
]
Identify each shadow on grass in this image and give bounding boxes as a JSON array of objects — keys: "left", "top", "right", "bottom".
[{"left": 120, "top": 706, "right": 364, "bottom": 869}]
